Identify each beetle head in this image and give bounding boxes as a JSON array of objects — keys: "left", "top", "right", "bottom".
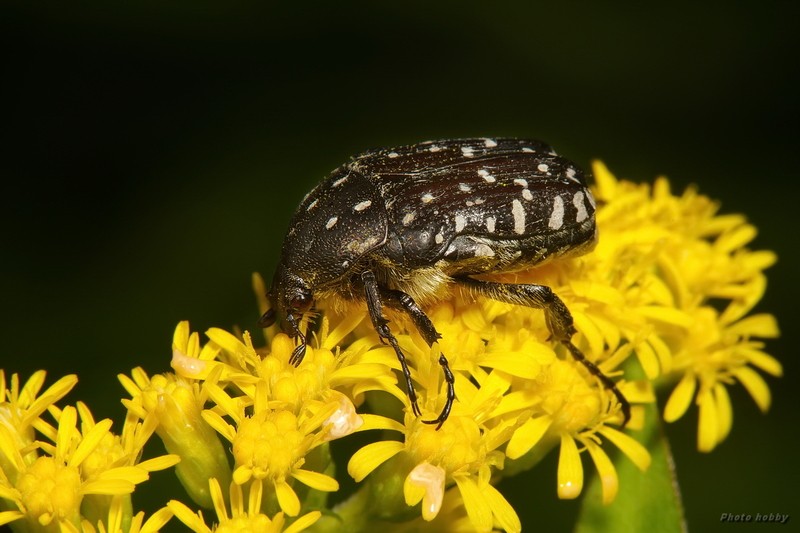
[{"left": 258, "top": 263, "right": 314, "bottom": 366}]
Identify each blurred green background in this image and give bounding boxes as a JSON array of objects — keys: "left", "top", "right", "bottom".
[{"left": 2, "top": 2, "right": 797, "bottom": 531}]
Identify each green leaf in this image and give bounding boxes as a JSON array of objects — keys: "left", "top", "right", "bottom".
[{"left": 575, "top": 400, "right": 686, "bottom": 533}]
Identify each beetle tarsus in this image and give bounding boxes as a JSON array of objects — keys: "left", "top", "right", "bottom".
[
  {"left": 562, "top": 340, "right": 631, "bottom": 427},
  {"left": 421, "top": 353, "right": 456, "bottom": 429},
  {"left": 289, "top": 342, "right": 307, "bottom": 367}
]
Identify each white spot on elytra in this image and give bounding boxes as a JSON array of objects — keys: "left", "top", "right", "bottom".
[
  {"left": 522, "top": 189, "right": 533, "bottom": 201},
  {"left": 537, "top": 163, "right": 550, "bottom": 173},
  {"left": 455, "top": 214, "right": 467, "bottom": 233},
  {"left": 566, "top": 167, "right": 578, "bottom": 182},
  {"left": 522, "top": 147, "right": 535, "bottom": 153},
  {"left": 548, "top": 196, "right": 565, "bottom": 230},
  {"left": 342, "top": 260, "right": 350, "bottom": 268},
  {"left": 473, "top": 198, "right": 484, "bottom": 205},
  {"left": 422, "top": 193, "right": 434, "bottom": 203},
  {"left": 402, "top": 212, "right": 416, "bottom": 226},
  {"left": 514, "top": 178, "right": 528, "bottom": 188},
  {"left": 573, "top": 191, "right": 588, "bottom": 223},
  {"left": 461, "top": 146, "right": 475, "bottom": 157},
  {"left": 332, "top": 176, "right": 348, "bottom": 187},
  {"left": 586, "top": 190, "right": 596, "bottom": 209},
  {"left": 478, "top": 169, "right": 496, "bottom": 183},
  {"left": 354, "top": 200, "right": 372, "bottom": 212},
  {"left": 459, "top": 183, "right": 472, "bottom": 192},
  {"left": 429, "top": 144, "right": 441, "bottom": 152},
  {"left": 306, "top": 198, "right": 319, "bottom": 211},
  {"left": 512, "top": 199, "right": 525, "bottom": 234},
  {"left": 474, "top": 243, "right": 495, "bottom": 257},
  {"left": 388, "top": 151, "right": 399, "bottom": 158},
  {"left": 484, "top": 138, "right": 497, "bottom": 148},
  {"left": 435, "top": 232, "right": 444, "bottom": 244},
  {"left": 486, "top": 216, "right": 496, "bottom": 233},
  {"left": 326, "top": 216, "right": 338, "bottom": 229}
]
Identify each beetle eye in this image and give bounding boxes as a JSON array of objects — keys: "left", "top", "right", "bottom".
[{"left": 289, "top": 292, "right": 312, "bottom": 312}]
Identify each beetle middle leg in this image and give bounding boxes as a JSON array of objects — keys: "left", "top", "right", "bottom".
[
  {"left": 362, "top": 270, "right": 423, "bottom": 418},
  {"left": 361, "top": 270, "right": 455, "bottom": 429},
  {"left": 456, "top": 276, "right": 631, "bottom": 426},
  {"left": 381, "top": 288, "right": 455, "bottom": 430}
]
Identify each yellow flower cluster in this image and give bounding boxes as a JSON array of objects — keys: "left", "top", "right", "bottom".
[
  {"left": 0, "top": 371, "right": 175, "bottom": 532},
  {"left": 0, "top": 163, "right": 779, "bottom": 533}
]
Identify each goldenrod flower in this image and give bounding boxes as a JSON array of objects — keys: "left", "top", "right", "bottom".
[
  {"left": 348, "top": 341, "right": 522, "bottom": 533},
  {"left": 588, "top": 162, "right": 780, "bottom": 451},
  {"left": 169, "top": 478, "right": 320, "bottom": 533},
  {"left": 48, "top": 161, "right": 771, "bottom": 532},
  {"left": 118, "top": 364, "right": 231, "bottom": 509},
  {"left": 0, "top": 370, "right": 77, "bottom": 479},
  {"left": 202, "top": 376, "right": 340, "bottom": 517},
  {"left": 0, "top": 384, "right": 176, "bottom": 533}
]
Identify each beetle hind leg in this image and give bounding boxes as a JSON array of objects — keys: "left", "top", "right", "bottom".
[{"left": 456, "top": 276, "right": 631, "bottom": 427}]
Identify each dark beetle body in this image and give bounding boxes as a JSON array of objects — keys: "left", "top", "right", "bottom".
[
  {"left": 276, "top": 138, "right": 596, "bottom": 307},
  {"left": 263, "top": 138, "right": 629, "bottom": 428}
]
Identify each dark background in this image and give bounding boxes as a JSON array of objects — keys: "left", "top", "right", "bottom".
[{"left": 2, "top": 3, "right": 797, "bottom": 532}]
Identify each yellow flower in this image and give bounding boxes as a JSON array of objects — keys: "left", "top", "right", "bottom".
[
  {"left": 0, "top": 370, "right": 77, "bottom": 480},
  {"left": 169, "top": 478, "right": 321, "bottom": 533},
  {"left": 0, "top": 395, "right": 176, "bottom": 533},
  {"left": 663, "top": 308, "right": 780, "bottom": 452},
  {"left": 348, "top": 343, "right": 521, "bottom": 533},
  {"left": 202, "top": 313, "right": 398, "bottom": 417},
  {"left": 202, "top": 375, "right": 340, "bottom": 517},
  {"left": 119, "top": 364, "right": 231, "bottom": 509},
  {"left": 109, "top": 162, "right": 778, "bottom": 531},
  {"left": 588, "top": 162, "right": 780, "bottom": 451}
]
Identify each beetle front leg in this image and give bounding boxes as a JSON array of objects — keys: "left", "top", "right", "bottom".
[
  {"left": 382, "top": 288, "right": 455, "bottom": 430},
  {"left": 457, "top": 276, "right": 631, "bottom": 427},
  {"left": 361, "top": 270, "right": 423, "bottom": 418}
]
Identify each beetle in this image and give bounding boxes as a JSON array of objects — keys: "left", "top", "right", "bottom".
[{"left": 260, "top": 138, "right": 630, "bottom": 429}]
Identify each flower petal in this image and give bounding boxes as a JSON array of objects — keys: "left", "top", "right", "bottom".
[
  {"left": 584, "top": 440, "right": 618, "bottom": 505},
  {"left": 292, "top": 469, "right": 340, "bottom": 492},
  {"left": 557, "top": 434, "right": 583, "bottom": 499},
  {"left": 167, "top": 500, "right": 211, "bottom": 533},
  {"left": 663, "top": 373, "right": 696, "bottom": 423},
  {"left": 347, "top": 440, "right": 404, "bottom": 482},
  {"left": 453, "top": 475, "right": 493, "bottom": 532},
  {"left": 697, "top": 389, "right": 718, "bottom": 452},
  {"left": 714, "top": 383, "right": 733, "bottom": 443},
  {"left": 733, "top": 366, "right": 771, "bottom": 412},
  {"left": 275, "top": 480, "right": 301, "bottom": 517},
  {"left": 284, "top": 511, "right": 322, "bottom": 533},
  {"left": 599, "top": 426, "right": 651, "bottom": 471},
  {"left": 484, "top": 484, "right": 521, "bottom": 533},
  {"left": 506, "top": 415, "right": 551, "bottom": 460}
]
